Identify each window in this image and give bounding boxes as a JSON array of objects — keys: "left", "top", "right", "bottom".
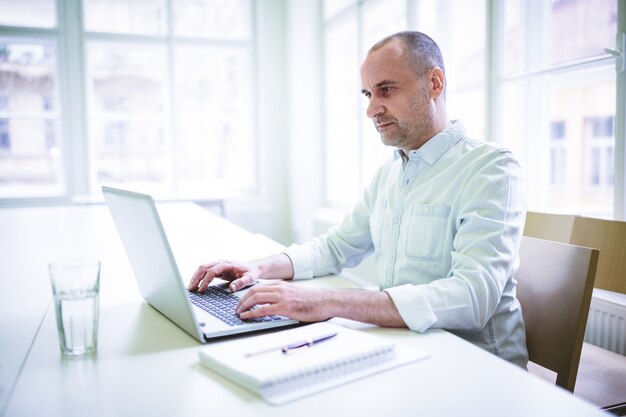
[
  {"left": 550, "top": 121, "right": 566, "bottom": 186},
  {"left": 586, "top": 116, "right": 614, "bottom": 189},
  {"left": 0, "top": 0, "right": 256, "bottom": 200},
  {"left": 551, "top": 121, "right": 566, "bottom": 140},
  {"left": 322, "top": 0, "right": 408, "bottom": 207},
  {"left": 321, "top": 0, "right": 622, "bottom": 219},
  {"left": 0, "top": 97, "right": 9, "bottom": 151},
  {"left": 416, "top": 0, "right": 486, "bottom": 138},
  {"left": 85, "top": 0, "right": 255, "bottom": 196},
  {"left": 0, "top": 40, "right": 62, "bottom": 196},
  {"left": 500, "top": 0, "right": 617, "bottom": 216},
  {"left": 86, "top": 42, "right": 168, "bottom": 184},
  {"left": 591, "top": 116, "right": 614, "bottom": 138},
  {"left": 172, "top": 45, "right": 255, "bottom": 193},
  {"left": 0, "top": 119, "right": 10, "bottom": 151},
  {"left": 0, "top": 0, "right": 56, "bottom": 28}
]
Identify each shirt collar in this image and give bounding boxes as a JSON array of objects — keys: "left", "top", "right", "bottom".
[{"left": 393, "top": 120, "right": 465, "bottom": 165}]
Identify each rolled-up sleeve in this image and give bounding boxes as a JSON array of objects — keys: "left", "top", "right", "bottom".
[
  {"left": 283, "top": 244, "right": 313, "bottom": 279},
  {"left": 385, "top": 284, "right": 438, "bottom": 332}
]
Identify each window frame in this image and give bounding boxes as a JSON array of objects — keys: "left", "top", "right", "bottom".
[{"left": 0, "top": 0, "right": 259, "bottom": 206}]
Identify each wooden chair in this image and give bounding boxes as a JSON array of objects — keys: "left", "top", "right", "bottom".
[
  {"left": 570, "top": 217, "right": 626, "bottom": 295},
  {"left": 524, "top": 212, "right": 626, "bottom": 294},
  {"left": 516, "top": 236, "right": 599, "bottom": 391},
  {"left": 523, "top": 211, "right": 577, "bottom": 243}
]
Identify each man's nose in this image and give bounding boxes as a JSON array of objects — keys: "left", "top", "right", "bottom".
[{"left": 366, "top": 98, "right": 385, "bottom": 119}]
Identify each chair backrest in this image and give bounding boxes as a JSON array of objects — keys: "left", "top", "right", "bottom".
[
  {"left": 516, "top": 236, "right": 599, "bottom": 391},
  {"left": 570, "top": 217, "right": 626, "bottom": 295},
  {"left": 523, "top": 212, "right": 626, "bottom": 295},
  {"left": 523, "top": 211, "right": 577, "bottom": 243}
]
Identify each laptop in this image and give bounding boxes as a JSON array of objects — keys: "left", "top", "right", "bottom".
[{"left": 102, "top": 186, "right": 299, "bottom": 342}]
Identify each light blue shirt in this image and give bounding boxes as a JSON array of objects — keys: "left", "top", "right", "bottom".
[{"left": 285, "top": 121, "right": 528, "bottom": 368}]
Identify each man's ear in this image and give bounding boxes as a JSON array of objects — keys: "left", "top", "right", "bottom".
[{"left": 430, "top": 67, "right": 445, "bottom": 98}]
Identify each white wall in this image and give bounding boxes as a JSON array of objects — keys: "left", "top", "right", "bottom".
[
  {"left": 223, "top": 0, "right": 293, "bottom": 246},
  {"left": 285, "top": 0, "right": 323, "bottom": 244},
  {"left": 225, "top": 0, "right": 326, "bottom": 248}
]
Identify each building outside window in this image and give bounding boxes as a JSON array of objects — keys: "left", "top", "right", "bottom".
[
  {"left": 0, "top": 0, "right": 256, "bottom": 200},
  {"left": 550, "top": 121, "right": 566, "bottom": 186},
  {"left": 501, "top": 0, "right": 617, "bottom": 216},
  {"left": 586, "top": 116, "right": 614, "bottom": 189},
  {"left": 0, "top": 95, "right": 9, "bottom": 152},
  {"left": 0, "top": 119, "right": 10, "bottom": 152},
  {"left": 0, "top": 38, "right": 61, "bottom": 195}
]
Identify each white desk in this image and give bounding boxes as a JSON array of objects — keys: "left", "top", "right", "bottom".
[{"left": 0, "top": 203, "right": 609, "bottom": 417}]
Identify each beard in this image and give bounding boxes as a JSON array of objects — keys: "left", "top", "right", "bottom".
[{"left": 375, "top": 91, "right": 435, "bottom": 151}]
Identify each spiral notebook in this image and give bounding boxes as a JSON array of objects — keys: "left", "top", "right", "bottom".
[{"left": 198, "top": 322, "right": 429, "bottom": 404}]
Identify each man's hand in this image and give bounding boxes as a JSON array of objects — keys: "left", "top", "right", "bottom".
[
  {"left": 188, "top": 260, "right": 260, "bottom": 293},
  {"left": 188, "top": 253, "right": 295, "bottom": 293},
  {"left": 235, "top": 282, "right": 408, "bottom": 328},
  {"left": 236, "top": 282, "right": 335, "bottom": 322}
]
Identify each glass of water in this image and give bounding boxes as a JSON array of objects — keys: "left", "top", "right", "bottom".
[{"left": 49, "top": 259, "right": 101, "bottom": 356}]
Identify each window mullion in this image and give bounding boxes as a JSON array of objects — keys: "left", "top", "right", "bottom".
[
  {"left": 356, "top": 2, "right": 364, "bottom": 192},
  {"left": 614, "top": 12, "right": 626, "bottom": 219},
  {"left": 486, "top": 0, "right": 500, "bottom": 143},
  {"left": 166, "top": 0, "right": 177, "bottom": 193},
  {"left": 60, "top": 0, "right": 90, "bottom": 199}
]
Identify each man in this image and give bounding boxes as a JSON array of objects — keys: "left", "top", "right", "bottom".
[{"left": 188, "top": 31, "right": 528, "bottom": 368}]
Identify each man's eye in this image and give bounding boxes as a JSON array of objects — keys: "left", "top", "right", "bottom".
[
  {"left": 363, "top": 92, "right": 372, "bottom": 99},
  {"left": 381, "top": 87, "right": 393, "bottom": 94}
]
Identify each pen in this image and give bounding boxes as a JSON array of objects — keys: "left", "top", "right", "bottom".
[
  {"left": 282, "top": 332, "right": 338, "bottom": 353},
  {"left": 245, "top": 332, "right": 338, "bottom": 357}
]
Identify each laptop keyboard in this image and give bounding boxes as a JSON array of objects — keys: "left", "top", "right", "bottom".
[{"left": 187, "top": 286, "right": 288, "bottom": 326}]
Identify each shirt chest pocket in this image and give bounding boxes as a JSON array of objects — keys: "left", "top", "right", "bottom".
[{"left": 405, "top": 204, "right": 451, "bottom": 260}]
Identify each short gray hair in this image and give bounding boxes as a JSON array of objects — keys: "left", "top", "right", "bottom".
[{"left": 369, "top": 31, "right": 446, "bottom": 79}]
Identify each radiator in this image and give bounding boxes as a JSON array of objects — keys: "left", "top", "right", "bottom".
[{"left": 584, "top": 289, "right": 626, "bottom": 356}]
